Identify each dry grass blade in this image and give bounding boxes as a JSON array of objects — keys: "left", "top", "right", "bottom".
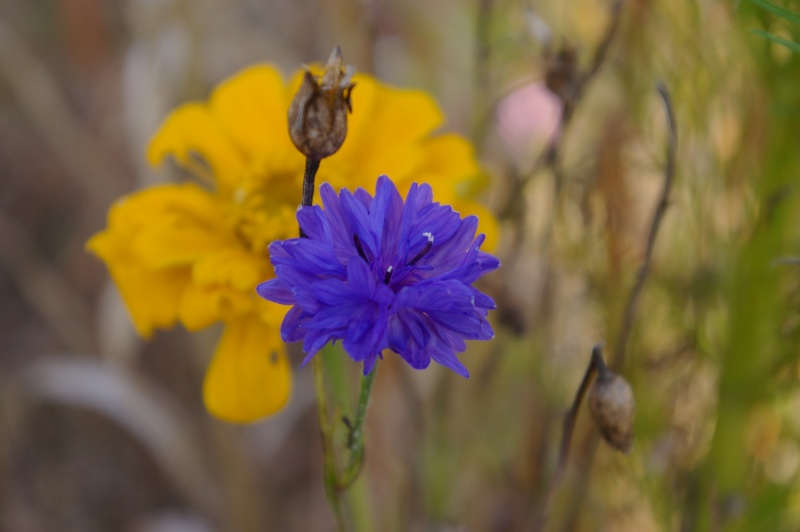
[{"left": 18, "top": 356, "right": 221, "bottom": 520}]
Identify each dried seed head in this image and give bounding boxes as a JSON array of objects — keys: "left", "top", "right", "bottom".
[
  {"left": 288, "top": 46, "right": 355, "bottom": 160},
  {"left": 544, "top": 43, "right": 579, "bottom": 103},
  {"left": 588, "top": 369, "right": 635, "bottom": 453}
]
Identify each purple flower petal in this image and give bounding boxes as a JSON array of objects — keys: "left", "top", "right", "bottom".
[{"left": 256, "top": 278, "right": 294, "bottom": 305}]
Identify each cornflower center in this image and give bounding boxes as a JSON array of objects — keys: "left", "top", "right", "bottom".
[{"left": 352, "top": 231, "right": 435, "bottom": 286}]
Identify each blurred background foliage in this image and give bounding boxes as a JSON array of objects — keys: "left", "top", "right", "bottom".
[{"left": 0, "top": 0, "right": 799, "bottom": 531}]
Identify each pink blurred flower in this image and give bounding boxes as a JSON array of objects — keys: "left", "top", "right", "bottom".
[{"left": 495, "top": 82, "right": 562, "bottom": 166}]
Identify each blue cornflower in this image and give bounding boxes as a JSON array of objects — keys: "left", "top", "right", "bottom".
[{"left": 257, "top": 175, "right": 499, "bottom": 376}]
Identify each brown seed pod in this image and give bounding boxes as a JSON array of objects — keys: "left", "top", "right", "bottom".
[
  {"left": 287, "top": 46, "right": 355, "bottom": 160},
  {"left": 588, "top": 369, "right": 635, "bottom": 453},
  {"left": 544, "top": 43, "right": 579, "bottom": 103}
]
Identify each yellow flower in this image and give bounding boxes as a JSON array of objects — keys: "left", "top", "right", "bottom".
[{"left": 87, "top": 64, "right": 498, "bottom": 423}]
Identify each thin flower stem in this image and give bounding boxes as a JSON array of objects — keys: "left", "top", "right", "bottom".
[
  {"left": 301, "top": 155, "right": 377, "bottom": 530},
  {"left": 557, "top": 83, "right": 678, "bottom": 530},
  {"left": 610, "top": 81, "right": 677, "bottom": 369},
  {"left": 532, "top": 344, "right": 606, "bottom": 530},
  {"left": 300, "top": 157, "right": 321, "bottom": 236},
  {"left": 302, "top": 157, "right": 321, "bottom": 207},
  {"left": 337, "top": 364, "right": 378, "bottom": 490}
]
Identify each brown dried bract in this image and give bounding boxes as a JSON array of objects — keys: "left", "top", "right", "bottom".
[
  {"left": 588, "top": 369, "right": 635, "bottom": 453},
  {"left": 288, "top": 46, "right": 355, "bottom": 160}
]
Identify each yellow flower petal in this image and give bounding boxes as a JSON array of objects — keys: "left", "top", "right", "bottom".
[
  {"left": 417, "top": 134, "right": 481, "bottom": 187},
  {"left": 129, "top": 184, "right": 238, "bottom": 269},
  {"left": 179, "top": 246, "right": 267, "bottom": 330},
  {"left": 191, "top": 248, "right": 265, "bottom": 292},
  {"left": 325, "top": 75, "right": 444, "bottom": 186},
  {"left": 105, "top": 183, "right": 215, "bottom": 229},
  {"left": 320, "top": 145, "right": 425, "bottom": 192},
  {"left": 413, "top": 134, "right": 498, "bottom": 250},
  {"left": 255, "top": 297, "right": 290, "bottom": 329},
  {"left": 342, "top": 75, "right": 444, "bottom": 157},
  {"left": 209, "top": 65, "right": 296, "bottom": 159},
  {"left": 178, "top": 283, "right": 257, "bottom": 331},
  {"left": 148, "top": 103, "right": 246, "bottom": 189},
  {"left": 133, "top": 218, "right": 232, "bottom": 270},
  {"left": 88, "top": 185, "right": 221, "bottom": 336},
  {"left": 178, "top": 284, "right": 224, "bottom": 331},
  {"left": 87, "top": 229, "right": 188, "bottom": 337},
  {"left": 203, "top": 316, "right": 292, "bottom": 422}
]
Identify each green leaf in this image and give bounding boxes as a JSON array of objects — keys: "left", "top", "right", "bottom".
[
  {"left": 751, "top": 0, "right": 800, "bottom": 25},
  {"left": 751, "top": 28, "right": 800, "bottom": 53}
]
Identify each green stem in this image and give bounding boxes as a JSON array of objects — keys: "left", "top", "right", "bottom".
[
  {"left": 300, "top": 156, "right": 346, "bottom": 528},
  {"left": 300, "top": 154, "right": 376, "bottom": 529},
  {"left": 312, "top": 356, "right": 347, "bottom": 531},
  {"left": 337, "top": 363, "right": 379, "bottom": 490}
]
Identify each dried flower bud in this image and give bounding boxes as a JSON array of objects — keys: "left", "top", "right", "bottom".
[
  {"left": 288, "top": 46, "right": 355, "bottom": 160},
  {"left": 544, "top": 44, "right": 579, "bottom": 104},
  {"left": 588, "top": 368, "right": 635, "bottom": 453}
]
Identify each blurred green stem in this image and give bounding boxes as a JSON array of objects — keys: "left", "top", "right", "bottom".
[
  {"left": 300, "top": 143, "right": 375, "bottom": 529},
  {"left": 301, "top": 155, "right": 352, "bottom": 530},
  {"left": 322, "top": 346, "right": 376, "bottom": 531},
  {"left": 312, "top": 356, "right": 347, "bottom": 531},
  {"left": 312, "top": 351, "right": 378, "bottom": 531},
  {"left": 471, "top": 0, "right": 494, "bottom": 148},
  {"left": 337, "top": 365, "right": 378, "bottom": 490}
]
